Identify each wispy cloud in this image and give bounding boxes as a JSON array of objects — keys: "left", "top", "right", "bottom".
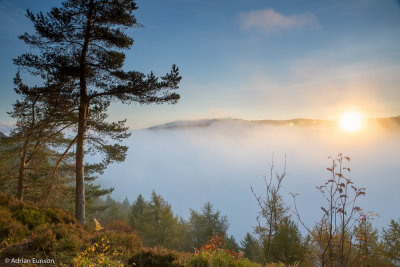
[
  {"left": 240, "top": 8, "right": 319, "bottom": 34},
  {"left": 0, "top": 1, "right": 26, "bottom": 24}
]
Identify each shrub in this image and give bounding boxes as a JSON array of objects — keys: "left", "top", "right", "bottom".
[
  {"left": 71, "top": 235, "right": 125, "bottom": 267},
  {"left": 0, "top": 192, "right": 11, "bottom": 206},
  {"left": 0, "top": 191, "right": 22, "bottom": 207},
  {"left": 187, "top": 234, "right": 259, "bottom": 267},
  {"left": 187, "top": 252, "right": 208, "bottom": 267},
  {"left": 45, "top": 207, "right": 77, "bottom": 225},
  {"left": 58, "top": 234, "right": 83, "bottom": 253},
  {"left": 0, "top": 206, "right": 27, "bottom": 246},
  {"left": 127, "top": 247, "right": 185, "bottom": 267},
  {"left": 14, "top": 207, "right": 48, "bottom": 229},
  {"left": 188, "top": 249, "right": 261, "bottom": 267},
  {"left": 31, "top": 224, "right": 56, "bottom": 253},
  {"left": 106, "top": 232, "right": 141, "bottom": 250},
  {"left": 52, "top": 223, "right": 88, "bottom": 252},
  {"left": 1, "top": 246, "right": 27, "bottom": 259},
  {"left": 105, "top": 220, "right": 134, "bottom": 233}
]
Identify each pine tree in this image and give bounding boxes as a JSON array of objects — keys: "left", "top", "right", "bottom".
[
  {"left": 14, "top": 0, "right": 181, "bottom": 224},
  {"left": 102, "top": 195, "right": 123, "bottom": 223},
  {"left": 129, "top": 194, "right": 146, "bottom": 229},
  {"left": 133, "top": 191, "right": 183, "bottom": 250},
  {"left": 241, "top": 232, "right": 262, "bottom": 262},
  {"left": 382, "top": 219, "right": 400, "bottom": 265},
  {"left": 120, "top": 196, "right": 130, "bottom": 221},
  {"left": 188, "top": 202, "right": 229, "bottom": 249},
  {"left": 5, "top": 74, "right": 76, "bottom": 201},
  {"left": 270, "top": 218, "right": 306, "bottom": 264}
]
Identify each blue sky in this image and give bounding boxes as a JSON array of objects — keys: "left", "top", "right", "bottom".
[{"left": 0, "top": 0, "right": 399, "bottom": 129}]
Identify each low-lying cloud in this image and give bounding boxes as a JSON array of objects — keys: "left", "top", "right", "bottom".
[{"left": 100, "top": 120, "right": 400, "bottom": 242}]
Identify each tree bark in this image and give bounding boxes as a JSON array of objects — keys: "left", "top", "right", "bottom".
[
  {"left": 17, "top": 98, "right": 37, "bottom": 201},
  {"left": 17, "top": 158, "right": 26, "bottom": 200},
  {"left": 17, "top": 138, "right": 30, "bottom": 201},
  {"left": 75, "top": 0, "right": 94, "bottom": 225},
  {"left": 75, "top": 102, "right": 87, "bottom": 225}
]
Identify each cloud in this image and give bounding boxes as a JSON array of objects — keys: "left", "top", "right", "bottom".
[{"left": 240, "top": 8, "right": 318, "bottom": 34}]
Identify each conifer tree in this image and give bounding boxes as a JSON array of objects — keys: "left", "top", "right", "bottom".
[
  {"left": 270, "top": 218, "right": 306, "bottom": 264},
  {"left": 14, "top": 0, "right": 181, "bottom": 224},
  {"left": 129, "top": 194, "right": 146, "bottom": 229},
  {"left": 382, "top": 219, "right": 400, "bottom": 265},
  {"left": 241, "top": 232, "right": 262, "bottom": 262},
  {"left": 189, "top": 202, "right": 229, "bottom": 249},
  {"left": 132, "top": 191, "right": 183, "bottom": 249},
  {"left": 6, "top": 74, "right": 76, "bottom": 201}
]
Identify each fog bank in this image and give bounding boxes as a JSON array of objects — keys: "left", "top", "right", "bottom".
[{"left": 100, "top": 119, "right": 400, "bottom": 241}]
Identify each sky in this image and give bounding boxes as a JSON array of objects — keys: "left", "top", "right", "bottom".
[
  {"left": 0, "top": 0, "right": 399, "bottom": 242},
  {"left": 0, "top": 0, "right": 399, "bottom": 130}
]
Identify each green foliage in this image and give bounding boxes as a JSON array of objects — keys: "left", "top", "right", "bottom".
[
  {"left": 241, "top": 232, "right": 262, "bottom": 263},
  {"left": 350, "top": 216, "right": 379, "bottom": 266},
  {"left": 105, "top": 220, "right": 134, "bottom": 233},
  {"left": 3, "top": 73, "right": 79, "bottom": 202},
  {"left": 131, "top": 191, "right": 186, "bottom": 250},
  {"left": 128, "top": 247, "right": 185, "bottom": 267},
  {"left": 84, "top": 176, "right": 115, "bottom": 220},
  {"left": 269, "top": 218, "right": 306, "bottom": 265},
  {"left": 13, "top": 0, "right": 181, "bottom": 224},
  {"left": 102, "top": 195, "right": 124, "bottom": 223},
  {"left": 0, "top": 191, "right": 97, "bottom": 264},
  {"left": 225, "top": 235, "right": 240, "bottom": 252},
  {"left": 382, "top": 219, "right": 400, "bottom": 265},
  {"left": 189, "top": 202, "right": 229, "bottom": 249},
  {"left": 52, "top": 222, "right": 94, "bottom": 252},
  {"left": 31, "top": 224, "right": 57, "bottom": 253},
  {"left": 120, "top": 197, "right": 131, "bottom": 221},
  {"left": 188, "top": 249, "right": 261, "bottom": 267},
  {"left": 45, "top": 207, "right": 78, "bottom": 225},
  {"left": 14, "top": 207, "right": 49, "bottom": 230},
  {"left": 103, "top": 231, "right": 142, "bottom": 253},
  {"left": 0, "top": 206, "right": 27, "bottom": 245},
  {"left": 4, "top": 152, "right": 400, "bottom": 267},
  {"left": 71, "top": 235, "right": 126, "bottom": 266},
  {"left": 130, "top": 194, "right": 146, "bottom": 229}
]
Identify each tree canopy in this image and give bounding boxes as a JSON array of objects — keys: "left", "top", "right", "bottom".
[{"left": 14, "top": 0, "right": 182, "bottom": 224}]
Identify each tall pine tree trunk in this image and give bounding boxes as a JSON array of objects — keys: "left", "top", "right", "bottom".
[
  {"left": 75, "top": 0, "right": 94, "bottom": 225},
  {"left": 17, "top": 159, "right": 26, "bottom": 200},
  {"left": 75, "top": 101, "right": 87, "bottom": 225},
  {"left": 17, "top": 140, "right": 29, "bottom": 200}
]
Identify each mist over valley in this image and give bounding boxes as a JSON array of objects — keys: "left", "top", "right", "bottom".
[{"left": 101, "top": 117, "right": 400, "bottom": 241}]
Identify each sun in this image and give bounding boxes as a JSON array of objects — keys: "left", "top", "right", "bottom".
[{"left": 340, "top": 112, "right": 363, "bottom": 132}]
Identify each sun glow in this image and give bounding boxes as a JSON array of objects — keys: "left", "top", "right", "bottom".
[{"left": 340, "top": 112, "right": 363, "bottom": 132}]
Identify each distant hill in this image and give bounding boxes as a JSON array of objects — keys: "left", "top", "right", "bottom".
[
  {"left": 147, "top": 118, "right": 332, "bottom": 130},
  {"left": 147, "top": 116, "right": 400, "bottom": 131},
  {"left": 0, "top": 132, "right": 6, "bottom": 138},
  {"left": 368, "top": 116, "right": 400, "bottom": 128}
]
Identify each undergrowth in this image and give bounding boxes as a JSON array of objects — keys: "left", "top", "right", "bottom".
[{"left": 0, "top": 191, "right": 301, "bottom": 266}]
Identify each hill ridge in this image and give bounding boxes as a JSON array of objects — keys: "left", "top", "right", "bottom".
[{"left": 146, "top": 116, "right": 400, "bottom": 131}]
